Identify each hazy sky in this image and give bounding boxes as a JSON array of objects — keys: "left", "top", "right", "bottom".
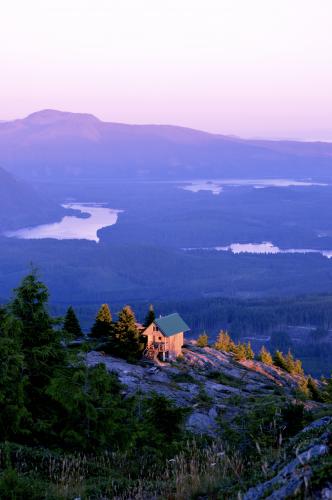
[{"left": 1, "top": 0, "right": 332, "bottom": 139}]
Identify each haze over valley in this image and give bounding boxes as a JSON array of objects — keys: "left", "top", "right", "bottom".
[
  {"left": 1, "top": 110, "right": 332, "bottom": 375},
  {"left": 2, "top": 2, "right": 332, "bottom": 497}
]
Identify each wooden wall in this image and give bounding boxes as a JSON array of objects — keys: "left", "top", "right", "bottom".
[{"left": 142, "top": 323, "right": 184, "bottom": 359}]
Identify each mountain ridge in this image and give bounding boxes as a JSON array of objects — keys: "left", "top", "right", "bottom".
[
  {"left": 1, "top": 109, "right": 332, "bottom": 181},
  {"left": 8, "top": 109, "right": 332, "bottom": 146}
]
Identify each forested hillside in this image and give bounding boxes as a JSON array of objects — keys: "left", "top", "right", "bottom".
[
  {"left": 0, "top": 272, "right": 331, "bottom": 498},
  {"left": 0, "top": 166, "right": 66, "bottom": 230}
]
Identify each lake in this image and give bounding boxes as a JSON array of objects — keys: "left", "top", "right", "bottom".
[
  {"left": 5, "top": 203, "right": 120, "bottom": 243},
  {"left": 181, "top": 178, "right": 327, "bottom": 194},
  {"left": 184, "top": 241, "right": 332, "bottom": 259}
]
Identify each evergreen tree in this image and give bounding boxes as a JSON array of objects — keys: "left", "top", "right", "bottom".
[
  {"left": 8, "top": 271, "right": 66, "bottom": 438},
  {"left": 285, "top": 350, "right": 296, "bottom": 373},
  {"left": 307, "top": 376, "right": 323, "bottom": 402},
  {"left": 245, "top": 341, "right": 255, "bottom": 360},
  {"left": 0, "top": 333, "right": 29, "bottom": 440},
  {"left": 113, "top": 305, "right": 141, "bottom": 360},
  {"left": 296, "top": 377, "right": 310, "bottom": 399},
  {"left": 10, "top": 271, "right": 65, "bottom": 383},
  {"left": 144, "top": 304, "right": 155, "bottom": 327},
  {"left": 214, "top": 330, "right": 234, "bottom": 352},
  {"left": 273, "top": 350, "right": 288, "bottom": 371},
  {"left": 47, "top": 363, "right": 126, "bottom": 451},
  {"left": 90, "top": 304, "right": 112, "bottom": 338},
  {"left": 293, "top": 358, "right": 304, "bottom": 376},
  {"left": 141, "top": 394, "right": 186, "bottom": 443},
  {"left": 258, "top": 346, "right": 273, "bottom": 365},
  {"left": 196, "top": 333, "right": 208, "bottom": 347},
  {"left": 63, "top": 306, "right": 82, "bottom": 339},
  {"left": 233, "top": 342, "right": 247, "bottom": 361}
]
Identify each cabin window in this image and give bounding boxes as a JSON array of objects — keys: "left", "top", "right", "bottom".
[
  {"left": 153, "top": 326, "right": 159, "bottom": 332},
  {"left": 159, "top": 336, "right": 162, "bottom": 341}
]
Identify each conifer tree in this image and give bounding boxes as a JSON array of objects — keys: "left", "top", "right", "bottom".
[
  {"left": 307, "top": 376, "right": 323, "bottom": 402},
  {"left": 233, "top": 342, "right": 247, "bottom": 361},
  {"left": 90, "top": 304, "right": 113, "bottom": 338},
  {"left": 259, "top": 346, "right": 273, "bottom": 365},
  {"left": 0, "top": 333, "right": 29, "bottom": 440},
  {"left": 113, "top": 305, "right": 141, "bottom": 359},
  {"left": 196, "top": 333, "right": 208, "bottom": 347},
  {"left": 245, "top": 341, "right": 255, "bottom": 360},
  {"left": 64, "top": 306, "right": 82, "bottom": 339},
  {"left": 10, "top": 271, "right": 65, "bottom": 382},
  {"left": 296, "top": 377, "right": 310, "bottom": 398},
  {"left": 47, "top": 363, "right": 125, "bottom": 451},
  {"left": 285, "top": 350, "right": 296, "bottom": 373},
  {"left": 144, "top": 304, "right": 155, "bottom": 327},
  {"left": 273, "top": 350, "right": 288, "bottom": 371},
  {"left": 293, "top": 358, "right": 304, "bottom": 377},
  {"left": 8, "top": 271, "right": 66, "bottom": 438},
  {"left": 214, "top": 330, "right": 234, "bottom": 352}
]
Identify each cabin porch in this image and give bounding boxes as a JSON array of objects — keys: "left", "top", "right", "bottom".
[{"left": 143, "top": 341, "right": 170, "bottom": 361}]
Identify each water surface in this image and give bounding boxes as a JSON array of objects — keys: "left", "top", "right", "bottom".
[
  {"left": 184, "top": 242, "right": 332, "bottom": 259},
  {"left": 181, "top": 178, "right": 327, "bottom": 195},
  {"left": 5, "top": 203, "right": 120, "bottom": 243}
]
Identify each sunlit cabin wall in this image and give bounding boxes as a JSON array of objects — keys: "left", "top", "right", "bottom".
[
  {"left": 168, "top": 331, "right": 184, "bottom": 359},
  {"left": 142, "top": 322, "right": 184, "bottom": 359},
  {"left": 143, "top": 323, "right": 166, "bottom": 345}
]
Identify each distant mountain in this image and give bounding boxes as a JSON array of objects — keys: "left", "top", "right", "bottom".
[
  {"left": 249, "top": 138, "right": 332, "bottom": 158},
  {"left": 0, "top": 165, "right": 66, "bottom": 230},
  {"left": 0, "top": 109, "right": 332, "bottom": 181}
]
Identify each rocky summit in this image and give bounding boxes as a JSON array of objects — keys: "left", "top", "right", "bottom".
[
  {"left": 87, "top": 344, "right": 321, "bottom": 435},
  {"left": 86, "top": 344, "right": 332, "bottom": 498}
]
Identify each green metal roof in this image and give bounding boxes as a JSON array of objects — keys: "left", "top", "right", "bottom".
[{"left": 154, "top": 313, "right": 190, "bottom": 337}]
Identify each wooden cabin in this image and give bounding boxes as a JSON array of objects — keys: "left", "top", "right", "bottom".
[{"left": 142, "top": 313, "right": 190, "bottom": 362}]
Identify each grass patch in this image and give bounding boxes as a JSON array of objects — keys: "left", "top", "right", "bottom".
[
  {"left": 170, "top": 372, "right": 197, "bottom": 384},
  {"left": 195, "top": 386, "right": 213, "bottom": 408},
  {"left": 207, "top": 370, "right": 245, "bottom": 388}
]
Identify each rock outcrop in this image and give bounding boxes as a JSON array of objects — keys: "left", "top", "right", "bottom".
[
  {"left": 243, "top": 417, "right": 332, "bottom": 499},
  {"left": 86, "top": 345, "right": 323, "bottom": 436},
  {"left": 86, "top": 345, "right": 331, "bottom": 497}
]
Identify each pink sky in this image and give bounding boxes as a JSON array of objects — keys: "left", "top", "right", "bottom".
[{"left": 1, "top": 0, "right": 332, "bottom": 139}]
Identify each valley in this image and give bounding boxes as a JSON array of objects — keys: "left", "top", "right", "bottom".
[
  {"left": 1, "top": 111, "right": 332, "bottom": 377},
  {"left": 3, "top": 3, "right": 332, "bottom": 498}
]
